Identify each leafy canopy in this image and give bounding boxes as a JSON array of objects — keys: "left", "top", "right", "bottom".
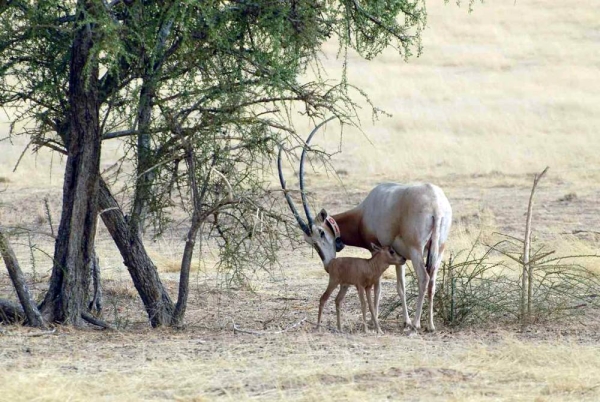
[{"left": 0, "top": 0, "right": 426, "bottom": 282}]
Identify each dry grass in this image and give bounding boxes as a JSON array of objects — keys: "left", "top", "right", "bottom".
[
  {"left": 1, "top": 0, "right": 600, "bottom": 400},
  {"left": 1, "top": 328, "right": 600, "bottom": 401}
]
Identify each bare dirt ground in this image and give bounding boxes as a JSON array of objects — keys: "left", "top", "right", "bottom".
[{"left": 2, "top": 0, "right": 600, "bottom": 400}]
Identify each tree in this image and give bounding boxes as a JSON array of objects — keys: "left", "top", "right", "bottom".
[{"left": 0, "top": 0, "right": 426, "bottom": 327}]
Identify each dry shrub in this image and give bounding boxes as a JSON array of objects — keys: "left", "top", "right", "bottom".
[
  {"left": 380, "top": 235, "right": 600, "bottom": 328},
  {"left": 103, "top": 281, "right": 138, "bottom": 300}
]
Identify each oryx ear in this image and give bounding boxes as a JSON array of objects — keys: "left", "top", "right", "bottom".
[
  {"left": 316, "top": 208, "right": 328, "bottom": 223},
  {"left": 335, "top": 238, "right": 345, "bottom": 252}
]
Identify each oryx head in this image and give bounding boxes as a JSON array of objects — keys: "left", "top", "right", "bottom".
[{"left": 277, "top": 118, "right": 344, "bottom": 265}]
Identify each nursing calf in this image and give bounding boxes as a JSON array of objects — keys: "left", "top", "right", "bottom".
[{"left": 317, "top": 244, "right": 405, "bottom": 334}]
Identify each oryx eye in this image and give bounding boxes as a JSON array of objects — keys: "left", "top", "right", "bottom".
[{"left": 320, "top": 230, "right": 325, "bottom": 238}]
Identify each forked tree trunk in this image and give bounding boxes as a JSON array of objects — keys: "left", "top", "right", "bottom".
[
  {"left": 40, "top": 0, "right": 102, "bottom": 325},
  {"left": 98, "top": 178, "right": 175, "bottom": 327}
]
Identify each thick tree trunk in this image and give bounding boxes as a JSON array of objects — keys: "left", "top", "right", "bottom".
[
  {"left": 40, "top": 0, "right": 101, "bottom": 325},
  {"left": 0, "top": 231, "right": 46, "bottom": 328},
  {"left": 98, "top": 178, "right": 175, "bottom": 327}
]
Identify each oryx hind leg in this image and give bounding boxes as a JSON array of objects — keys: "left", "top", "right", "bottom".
[
  {"left": 426, "top": 244, "right": 445, "bottom": 332},
  {"left": 409, "top": 248, "right": 429, "bottom": 330}
]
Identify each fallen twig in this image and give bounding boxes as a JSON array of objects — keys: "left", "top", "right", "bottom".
[
  {"left": 305, "top": 319, "right": 342, "bottom": 333},
  {"left": 233, "top": 317, "right": 307, "bottom": 335},
  {"left": 568, "top": 230, "right": 600, "bottom": 236},
  {"left": 1, "top": 328, "right": 56, "bottom": 337}
]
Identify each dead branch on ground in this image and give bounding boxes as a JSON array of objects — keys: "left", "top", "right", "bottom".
[
  {"left": 81, "top": 312, "right": 114, "bottom": 330},
  {"left": 0, "top": 328, "right": 57, "bottom": 337},
  {"left": 233, "top": 317, "right": 307, "bottom": 335}
]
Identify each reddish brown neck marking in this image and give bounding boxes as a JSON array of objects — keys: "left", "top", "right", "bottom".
[{"left": 331, "top": 209, "right": 374, "bottom": 250}]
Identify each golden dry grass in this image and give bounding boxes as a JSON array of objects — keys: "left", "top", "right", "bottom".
[
  {"left": 1, "top": 0, "right": 600, "bottom": 400},
  {"left": 2, "top": 328, "right": 600, "bottom": 401}
]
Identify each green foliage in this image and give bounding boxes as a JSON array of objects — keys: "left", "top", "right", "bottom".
[{"left": 0, "top": 0, "right": 427, "bottom": 280}]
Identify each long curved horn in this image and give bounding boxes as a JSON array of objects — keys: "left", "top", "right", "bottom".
[
  {"left": 277, "top": 146, "right": 311, "bottom": 236},
  {"left": 299, "top": 116, "right": 336, "bottom": 228}
]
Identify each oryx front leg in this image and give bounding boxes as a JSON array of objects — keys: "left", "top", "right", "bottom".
[{"left": 395, "top": 263, "right": 411, "bottom": 329}]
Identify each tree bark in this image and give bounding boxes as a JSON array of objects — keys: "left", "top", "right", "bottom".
[
  {"left": 88, "top": 250, "right": 102, "bottom": 314},
  {"left": 40, "top": 0, "right": 101, "bottom": 325},
  {"left": 0, "top": 231, "right": 46, "bottom": 328},
  {"left": 0, "top": 298, "right": 25, "bottom": 324},
  {"left": 172, "top": 146, "right": 204, "bottom": 327},
  {"left": 129, "top": 19, "right": 173, "bottom": 235},
  {"left": 98, "top": 178, "right": 175, "bottom": 327}
]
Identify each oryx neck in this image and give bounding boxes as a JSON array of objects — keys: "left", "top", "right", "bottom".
[{"left": 332, "top": 209, "right": 370, "bottom": 249}]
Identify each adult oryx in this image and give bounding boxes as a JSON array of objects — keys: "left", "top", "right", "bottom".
[{"left": 278, "top": 119, "right": 452, "bottom": 331}]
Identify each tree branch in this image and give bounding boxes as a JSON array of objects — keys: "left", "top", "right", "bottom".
[{"left": 0, "top": 230, "right": 46, "bottom": 328}]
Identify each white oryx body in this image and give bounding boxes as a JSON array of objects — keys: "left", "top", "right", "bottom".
[
  {"left": 278, "top": 118, "right": 452, "bottom": 332},
  {"left": 328, "top": 182, "right": 452, "bottom": 331}
]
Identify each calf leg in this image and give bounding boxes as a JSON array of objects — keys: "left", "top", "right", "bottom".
[
  {"left": 357, "top": 285, "right": 368, "bottom": 333},
  {"left": 366, "top": 286, "right": 382, "bottom": 334},
  {"left": 317, "top": 280, "right": 338, "bottom": 331},
  {"left": 335, "top": 285, "right": 349, "bottom": 332}
]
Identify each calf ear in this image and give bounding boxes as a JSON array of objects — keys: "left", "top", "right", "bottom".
[
  {"left": 370, "top": 243, "right": 380, "bottom": 252},
  {"left": 317, "top": 208, "right": 328, "bottom": 223}
]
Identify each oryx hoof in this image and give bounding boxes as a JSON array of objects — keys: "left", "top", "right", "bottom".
[
  {"left": 406, "top": 329, "right": 420, "bottom": 338},
  {"left": 402, "top": 322, "right": 415, "bottom": 332}
]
